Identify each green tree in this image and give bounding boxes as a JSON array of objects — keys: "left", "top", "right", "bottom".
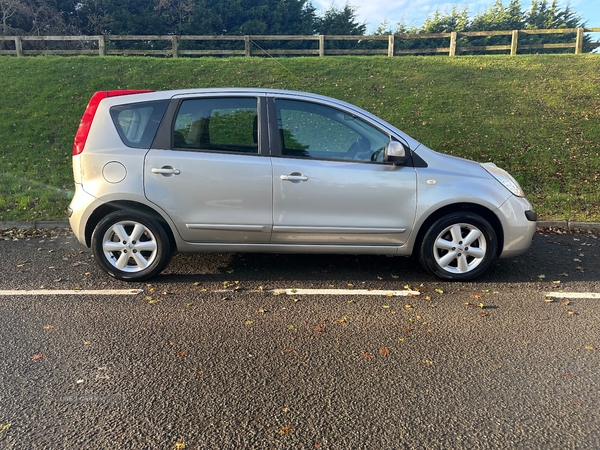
[{"left": 315, "top": 2, "right": 366, "bottom": 35}]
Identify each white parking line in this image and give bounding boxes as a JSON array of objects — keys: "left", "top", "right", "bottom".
[
  {"left": 546, "top": 292, "right": 600, "bottom": 299},
  {"left": 0, "top": 289, "right": 143, "bottom": 296},
  {"left": 273, "top": 288, "right": 420, "bottom": 296}
]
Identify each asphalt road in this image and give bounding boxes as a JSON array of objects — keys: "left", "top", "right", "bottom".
[{"left": 0, "top": 228, "right": 599, "bottom": 449}]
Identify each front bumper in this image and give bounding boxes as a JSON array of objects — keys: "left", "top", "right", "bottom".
[{"left": 498, "top": 195, "right": 537, "bottom": 258}]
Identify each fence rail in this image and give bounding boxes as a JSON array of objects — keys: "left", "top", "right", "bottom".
[{"left": 1, "top": 28, "right": 599, "bottom": 57}]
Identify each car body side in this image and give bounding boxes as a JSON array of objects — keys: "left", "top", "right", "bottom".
[{"left": 69, "top": 88, "right": 536, "bottom": 269}]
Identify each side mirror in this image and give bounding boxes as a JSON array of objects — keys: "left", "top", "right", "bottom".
[{"left": 385, "top": 141, "right": 408, "bottom": 165}]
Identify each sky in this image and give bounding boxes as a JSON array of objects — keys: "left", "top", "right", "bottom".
[{"left": 312, "top": 0, "right": 600, "bottom": 35}]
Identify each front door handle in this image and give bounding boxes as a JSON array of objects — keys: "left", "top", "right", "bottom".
[
  {"left": 280, "top": 172, "right": 308, "bottom": 182},
  {"left": 152, "top": 166, "right": 181, "bottom": 175}
]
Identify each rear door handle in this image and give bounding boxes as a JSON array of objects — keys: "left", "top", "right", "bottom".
[
  {"left": 152, "top": 167, "right": 181, "bottom": 175},
  {"left": 280, "top": 173, "right": 308, "bottom": 182}
]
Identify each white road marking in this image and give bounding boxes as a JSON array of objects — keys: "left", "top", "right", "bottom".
[
  {"left": 0, "top": 289, "right": 143, "bottom": 296},
  {"left": 546, "top": 292, "right": 600, "bottom": 299},
  {"left": 272, "top": 288, "right": 420, "bottom": 296}
]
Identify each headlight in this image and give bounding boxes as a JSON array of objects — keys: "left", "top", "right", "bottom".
[{"left": 481, "top": 162, "right": 525, "bottom": 197}]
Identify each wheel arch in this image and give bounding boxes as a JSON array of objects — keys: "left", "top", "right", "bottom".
[
  {"left": 413, "top": 203, "right": 504, "bottom": 258},
  {"left": 84, "top": 201, "right": 176, "bottom": 250}
]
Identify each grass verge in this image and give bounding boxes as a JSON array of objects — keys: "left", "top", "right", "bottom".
[{"left": 0, "top": 55, "right": 599, "bottom": 221}]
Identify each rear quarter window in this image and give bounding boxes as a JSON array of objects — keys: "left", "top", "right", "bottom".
[{"left": 110, "top": 100, "right": 168, "bottom": 148}]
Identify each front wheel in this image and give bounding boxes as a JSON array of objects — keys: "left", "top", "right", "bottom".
[
  {"left": 418, "top": 213, "right": 497, "bottom": 281},
  {"left": 91, "top": 210, "right": 172, "bottom": 281}
]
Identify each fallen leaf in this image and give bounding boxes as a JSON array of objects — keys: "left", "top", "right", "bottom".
[
  {"left": 0, "top": 423, "right": 11, "bottom": 434},
  {"left": 380, "top": 348, "right": 390, "bottom": 356},
  {"left": 278, "top": 425, "right": 294, "bottom": 436},
  {"left": 585, "top": 345, "right": 596, "bottom": 351},
  {"left": 176, "top": 350, "right": 187, "bottom": 357},
  {"left": 315, "top": 326, "right": 326, "bottom": 333},
  {"left": 31, "top": 354, "right": 43, "bottom": 361},
  {"left": 363, "top": 353, "right": 374, "bottom": 359},
  {"left": 173, "top": 441, "right": 186, "bottom": 450},
  {"left": 435, "top": 288, "right": 443, "bottom": 294}
]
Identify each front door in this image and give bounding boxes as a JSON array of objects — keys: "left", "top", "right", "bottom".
[{"left": 270, "top": 98, "right": 417, "bottom": 247}]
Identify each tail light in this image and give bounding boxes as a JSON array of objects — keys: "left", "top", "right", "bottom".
[{"left": 72, "top": 90, "right": 153, "bottom": 155}]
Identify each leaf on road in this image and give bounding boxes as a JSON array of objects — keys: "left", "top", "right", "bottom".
[
  {"left": 538, "top": 274, "right": 546, "bottom": 280},
  {"left": 363, "top": 353, "right": 374, "bottom": 360},
  {"left": 278, "top": 425, "right": 294, "bottom": 436},
  {"left": 435, "top": 288, "right": 444, "bottom": 294},
  {"left": 380, "top": 348, "right": 390, "bottom": 356},
  {"left": 0, "top": 423, "right": 11, "bottom": 434},
  {"left": 173, "top": 441, "right": 186, "bottom": 449},
  {"left": 585, "top": 345, "right": 596, "bottom": 351},
  {"left": 176, "top": 350, "right": 188, "bottom": 357},
  {"left": 31, "top": 354, "right": 43, "bottom": 361},
  {"left": 315, "top": 326, "right": 326, "bottom": 333}
]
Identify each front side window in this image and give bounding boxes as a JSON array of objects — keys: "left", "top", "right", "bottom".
[
  {"left": 276, "top": 99, "right": 390, "bottom": 162},
  {"left": 173, "top": 97, "right": 259, "bottom": 154}
]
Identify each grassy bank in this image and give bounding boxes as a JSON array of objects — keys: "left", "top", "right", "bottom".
[{"left": 0, "top": 55, "right": 599, "bottom": 222}]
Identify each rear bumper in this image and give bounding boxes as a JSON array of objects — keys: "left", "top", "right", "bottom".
[{"left": 68, "top": 184, "right": 98, "bottom": 247}]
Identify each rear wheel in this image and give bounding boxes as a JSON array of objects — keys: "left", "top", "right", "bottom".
[
  {"left": 91, "top": 210, "right": 172, "bottom": 281},
  {"left": 419, "top": 212, "right": 497, "bottom": 281}
]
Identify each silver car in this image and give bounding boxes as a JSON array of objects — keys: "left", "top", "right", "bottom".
[{"left": 68, "top": 88, "right": 537, "bottom": 281}]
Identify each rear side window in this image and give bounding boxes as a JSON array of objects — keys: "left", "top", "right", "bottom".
[
  {"left": 110, "top": 100, "right": 168, "bottom": 149},
  {"left": 173, "top": 97, "right": 259, "bottom": 154}
]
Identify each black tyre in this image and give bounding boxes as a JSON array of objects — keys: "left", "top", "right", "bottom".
[
  {"left": 418, "top": 212, "right": 497, "bottom": 281},
  {"left": 91, "top": 210, "right": 172, "bottom": 281}
]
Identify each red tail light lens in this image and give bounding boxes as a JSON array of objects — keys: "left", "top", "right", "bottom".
[{"left": 72, "top": 90, "right": 153, "bottom": 155}]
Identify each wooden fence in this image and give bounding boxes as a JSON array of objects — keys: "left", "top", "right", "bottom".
[{"left": 1, "top": 27, "right": 599, "bottom": 57}]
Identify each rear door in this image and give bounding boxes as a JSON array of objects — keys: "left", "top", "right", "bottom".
[
  {"left": 144, "top": 94, "right": 273, "bottom": 243},
  {"left": 269, "top": 96, "right": 417, "bottom": 247}
]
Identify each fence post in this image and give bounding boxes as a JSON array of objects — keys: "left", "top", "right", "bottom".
[
  {"left": 98, "top": 35, "right": 105, "bottom": 56},
  {"left": 14, "top": 36, "right": 22, "bottom": 57},
  {"left": 319, "top": 35, "right": 325, "bottom": 57},
  {"left": 449, "top": 32, "right": 457, "bottom": 56},
  {"left": 388, "top": 35, "right": 394, "bottom": 57},
  {"left": 575, "top": 27, "right": 584, "bottom": 54},
  {"left": 510, "top": 30, "right": 519, "bottom": 55},
  {"left": 244, "top": 36, "right": 250, "bottom": 57},
  {"left": 171, "top": 35, "right": 178, "bottom": 58}
]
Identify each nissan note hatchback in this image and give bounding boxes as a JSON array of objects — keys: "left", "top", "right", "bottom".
[{"left": 68, "top": 88, "right": 537, "bottom": 281}]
